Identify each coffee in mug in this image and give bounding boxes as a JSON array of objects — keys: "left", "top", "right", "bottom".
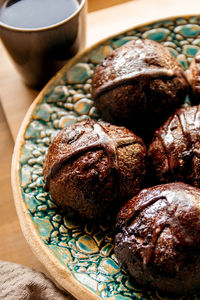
[{"left": 0, "top": 0, "right": 86, "bottom": 89}]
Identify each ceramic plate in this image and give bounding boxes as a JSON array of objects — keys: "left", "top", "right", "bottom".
[{"left": 12, "top": 15, "right": 200, "bottom": 300}]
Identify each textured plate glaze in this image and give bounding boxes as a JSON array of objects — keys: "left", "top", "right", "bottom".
[{"left": 12, "top": 15, "right": 200, "bottom": 300}]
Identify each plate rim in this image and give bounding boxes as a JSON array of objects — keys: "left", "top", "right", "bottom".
[{"left": 11, "top": 14, "right": 199, "bottom": 300}]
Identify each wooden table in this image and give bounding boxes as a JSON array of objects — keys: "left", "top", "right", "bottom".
[{"left": 1, "top": 0, "right": 200, "bottom": 298}]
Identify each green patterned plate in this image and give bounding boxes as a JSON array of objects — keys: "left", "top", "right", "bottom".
[{"left": 12, "top": 15, "right": 200, "bottom": 300}]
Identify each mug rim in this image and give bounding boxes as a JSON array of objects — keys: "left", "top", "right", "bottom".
[{"left": 0, "top": 0, "right": 86, "bottom": 32}]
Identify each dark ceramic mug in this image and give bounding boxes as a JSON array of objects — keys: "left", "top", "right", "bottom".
[{"left": 0, "top": 0, "right": 86, "bottom": 89}]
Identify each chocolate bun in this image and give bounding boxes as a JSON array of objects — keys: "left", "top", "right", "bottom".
[
  {"left": 187, "top": 49, "right": 200, "bottom": 103},
  {"left": 43, "top": 119, "right": 146, "bottom": 219},
  {"left": 148, "top": 104, "right": 200, "bottom": 187},
  {"left": 92, "top": 39, "right": 189, "bottom": 139},
  {"left": 115, "top": 182, "right": 200, "bottom": 295}
]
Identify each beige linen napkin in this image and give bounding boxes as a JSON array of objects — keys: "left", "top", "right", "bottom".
[{"left": 0, "top": 260, "right": 72, "bottom": 300}]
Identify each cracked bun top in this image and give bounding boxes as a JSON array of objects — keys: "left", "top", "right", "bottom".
[
  {"left": 115, "top": 182, "right": 200, "bottom": 295},
  {"left": 187, "top": 49, "right": 200, "bottom": 103},
  {"left": 43, "top": 119, "right": 146, "bottom": 219},
  {"left": 148, "top": 104, "right": 200, "bottom": 187},
  {"left": 92, "top": 39, "right": 189, "bottom": 140}
]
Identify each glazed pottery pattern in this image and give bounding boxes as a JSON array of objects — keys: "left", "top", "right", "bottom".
[{"left": 17, "top": 16, "right": 200, "bottom": 300}]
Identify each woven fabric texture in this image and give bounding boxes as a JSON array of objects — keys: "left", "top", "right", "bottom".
[{"left": 0, "top": 260, "right": 70, "bottom": 300}]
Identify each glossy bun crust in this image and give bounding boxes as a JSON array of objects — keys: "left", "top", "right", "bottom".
[
  {"left": 115, "top": 182, "right": 200, "bottom": 295},
  {"left": 43, "top": 119, "right": 146, "bottom": 219},
  {"left": 92, "top": 39, "right": 189, "bottom": 139},
  {"left": 148, "top": 104, "right": 200, "bottom": 187},
  {"left": 188, "top": 49, "right": 200, "bottom": 103}
]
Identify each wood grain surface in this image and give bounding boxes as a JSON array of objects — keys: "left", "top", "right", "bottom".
[{"left": 1, "top": 0, "right": 200, "bottom": 298}]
